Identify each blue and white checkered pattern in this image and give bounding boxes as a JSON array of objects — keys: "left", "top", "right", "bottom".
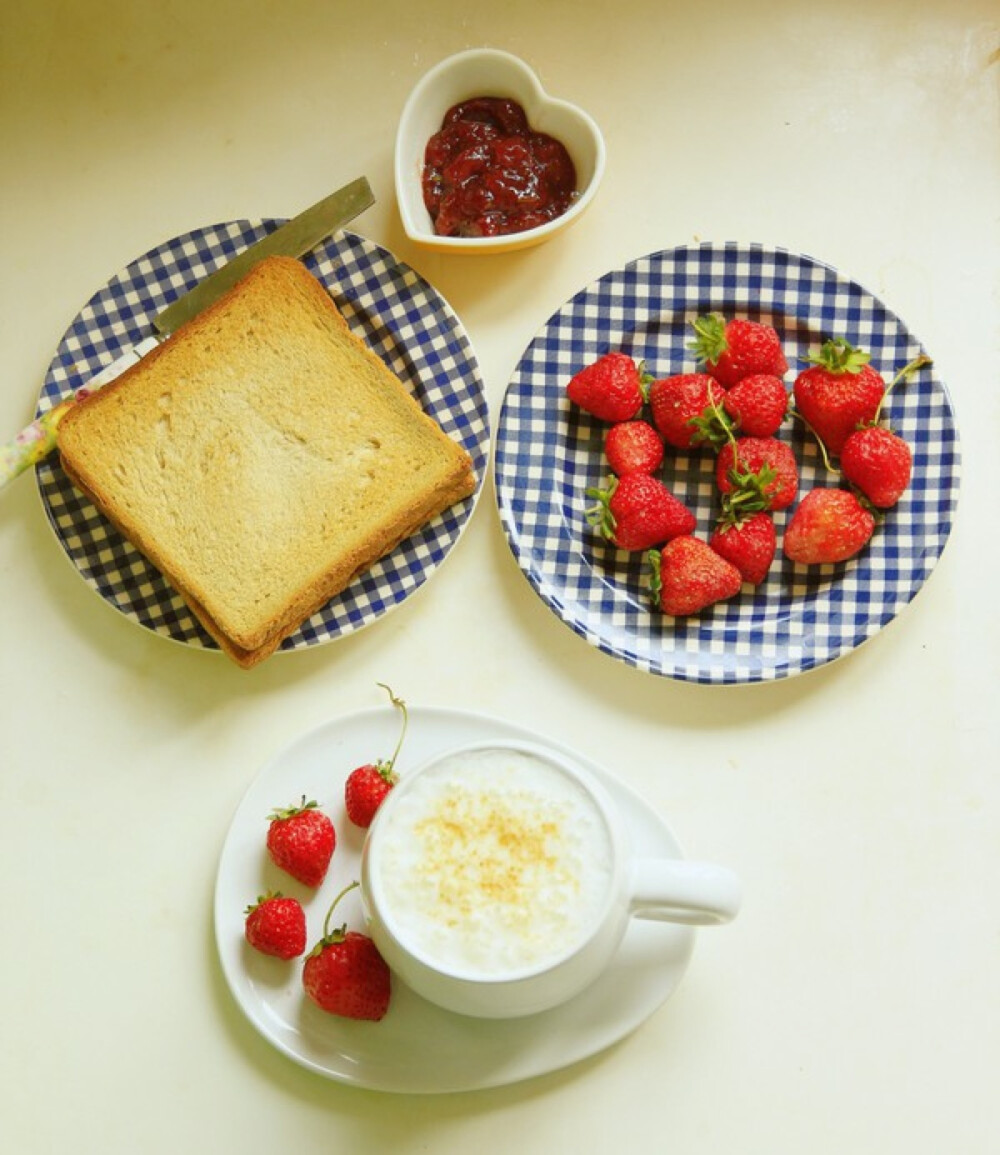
[
  {"left": 36, "top": 224, "right": 490, "bottom": 653},
  {"left": 494, "top": 243, "right": 961, "bottom": 684}
]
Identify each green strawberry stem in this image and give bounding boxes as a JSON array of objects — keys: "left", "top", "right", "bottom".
[
  {"left": 789, "top": 408, "right": 838, "bottom": 473},
  {"left": 310, "top": 880, "right": 362, "bottom": 954},
  {"left": 376, "top": 682, "right": 409, "bottom": 779},
  {"left": 873, "top": 352, "right": 932, "bottom": 423}
]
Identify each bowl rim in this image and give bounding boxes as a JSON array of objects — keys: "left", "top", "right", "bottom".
[{"left": 394, "top": 47, "right": 606, "bottom": 253}]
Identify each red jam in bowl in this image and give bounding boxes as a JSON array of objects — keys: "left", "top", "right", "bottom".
[{"left": 422, "top": 97, "right": 578, "bottom": 239}]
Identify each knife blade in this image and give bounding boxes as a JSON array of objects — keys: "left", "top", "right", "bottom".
[{"left": 0, "top": 176, "right": 375, "bottom": 489}]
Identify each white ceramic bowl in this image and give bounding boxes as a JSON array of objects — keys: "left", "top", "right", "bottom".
[
  {"left": 394, "top": 49, "right": 606, "bottom": 254},
  {"left": 360, "top": 740, "right": 741, "bottom": 1018}
]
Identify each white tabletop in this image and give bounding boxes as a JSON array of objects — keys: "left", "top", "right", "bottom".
[{"left": 1, "top": 1, "right": 998, "bottom": 1151}]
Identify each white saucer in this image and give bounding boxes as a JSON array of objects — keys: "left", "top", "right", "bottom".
[{"left": 214, "top": 706, "right": 695, "bottom": 1093}]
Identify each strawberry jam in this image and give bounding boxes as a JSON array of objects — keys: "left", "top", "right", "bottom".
[{"left": 422, "top": 97, "right": 578, "bottom": 238}]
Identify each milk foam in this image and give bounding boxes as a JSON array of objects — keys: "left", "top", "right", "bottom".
[{"left": 371, "top": 747, "right": 614, "bottom": 978}]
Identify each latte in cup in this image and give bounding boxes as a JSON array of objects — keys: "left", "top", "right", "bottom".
[{"left": 367, "top": 745, "right": 616, "bottom": 978}]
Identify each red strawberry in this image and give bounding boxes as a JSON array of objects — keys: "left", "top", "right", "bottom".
[
  {"left": 793, "top": 338, "right": 885, "bottom": 456},
  {"left": 302, "top": 883, "right": 391, "bottom": 1021},
  {"left": 689, "top": 313, "right": 788, "bottom": 387},
  {"left": 345, "top": 684, "right": 408, "bottom": 829},
  {"left": 266, "top": 798, "right": 336, "bottom": 889},
  {"left": 604, "top": 420, "right": 664, "bottom": 476},
  {"left": 648, "top": 373, "right": 727, "bottom": 449},
  {"left": 783, "top": 488, "right": 876, "bottom": 564},
  {"left": 840, "top": 425, "right": 912, "bottom": 508},
  {"left": 567, "top": 352, "right": 649, "bottom": 422},
  {"left": 344, "top": 765, "right": 393, "bottom": 829},
  {"left": 722, "top": 374, "right": 789, "bottom": 437},
  {"left": 716, "top": 436, "right": 798, "bottom": 512},
  {"left": 244, "top": 892, "right": 307, "bottom": 960},
  {"left": 586, "top": 473, "right": 696, "bottom": 551},
  {"left": 709, "top": 511, "right": 777, "bottom": 586},
  {"left": 648, "top": 536, "right": 743, "bottom": 616}
]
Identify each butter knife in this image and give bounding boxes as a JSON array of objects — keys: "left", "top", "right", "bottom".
[{"left": 1, "top": 175, "right": 375, "bottom": 489}]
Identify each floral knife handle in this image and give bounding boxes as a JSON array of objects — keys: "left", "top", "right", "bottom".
[{"left": 1, "top": 336, "right": 158, "bottom": 490}]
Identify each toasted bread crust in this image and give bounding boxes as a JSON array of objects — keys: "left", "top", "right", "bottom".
[{"left": 57, "top": 256, "right": 475, "bottom": 666}]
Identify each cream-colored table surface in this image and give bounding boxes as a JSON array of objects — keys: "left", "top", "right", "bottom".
[{"left": 1, "top": 1, "right": 998, "bottom": 1151}]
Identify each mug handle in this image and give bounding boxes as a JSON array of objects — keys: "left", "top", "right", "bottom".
[{"left": 629, "top": 858, "right": 743, "bottom": 926}]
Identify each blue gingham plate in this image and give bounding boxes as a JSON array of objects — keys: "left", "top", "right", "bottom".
[
  {"left": 495, "top": 243, "right": 961, "bottom": 684},
  {"left": 35, "top": 225, "right": 489, "bottom": 654}
]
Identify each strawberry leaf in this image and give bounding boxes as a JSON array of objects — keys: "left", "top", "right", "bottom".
[
  {"left": 688, "top": 312, "right": 728, "bottom": 366},
  {"left": 805, "top": 338, "right": 871, "bottom": 375}
]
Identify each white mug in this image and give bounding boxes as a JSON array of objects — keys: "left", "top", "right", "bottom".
[{"left": 360, "top": 739, "right": 741, "bottom": 1018}]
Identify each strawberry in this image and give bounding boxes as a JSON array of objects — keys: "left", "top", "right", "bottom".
[
  {"left": 244, "top": 892, "right": 307, "bottom": 960},
  {"left": 266, "top": 798, "right": 336, "bottom": 889},
  {"left": 783, "top": 488, "right": 876, "bottom": 564},
  {"left": 567, "top": 352, "right": 649, "bottom": 422},
  {"left": 716, "top": 436, "right": 798, "bottom": 513},
  {"left": 586, "top": 473, "right": 696, "bottom": 551},
  {"left": 302, "top": 882, "right": 391, "bottom": 1021},
  {"left": 648, "top": 373, "right": 727, "bottom": 449},
  {"left": 722, "top": 373, "right": 789, "bottom": 437},
  {"left": 793, "top": 338, "right": 885, "bottom": 456},
  {"left": 345, "top": 684, "right": 408, "bottom": 829},
  {"left": 709, "top": 511, "right": 777, "bottom": 586},
  {"left": 604, "top": 420, "right": 664, "bottom": 476},
  {"left": 689, "top": 313, "right": 788, "bottom": 387},
  {"left": 648, "top": 536, "right": 743, "bottom": 616},
  {"left": 840, "top": 425, "right": 912, "bottom": 508}
]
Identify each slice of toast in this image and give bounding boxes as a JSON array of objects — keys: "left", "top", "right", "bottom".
[{"left": 57, "top": 255, "right": 476, "bottom": 667}]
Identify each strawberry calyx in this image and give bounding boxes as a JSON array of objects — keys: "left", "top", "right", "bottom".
[
  {"left": 646, "top": 548, "right": 663, "bottom": 604},
  {"left": 720, "top": 460, "right": 779, "bottom": 521},
  {"left": 804, "top": 337, "right": 871, "bottom": 376},
  {"left": 584, "top": 476, "right": 619, "bottom": 540},
  {"left": 839, "top": 477, "right": 887, "bottom": 524},
  {"left": 308, "top": 880, "right": 361, "bottom": 957},
  {"left": 267, "top": 796, "right": 320, "bottom": 823},
  {"left": 685, "top": 404, "right": 733, "bottom": 449},
  {"left": 687, "top": 312, "right": 729, "bottom": 366},
  {"left": 852, "top": 490, "right": 886, "bottom": 524},
  {"left": 244, "top": 890, "right": 286, "bottom": 916},
  {"left": 636, "top": 359, "right": 655, "bottom": 401}
]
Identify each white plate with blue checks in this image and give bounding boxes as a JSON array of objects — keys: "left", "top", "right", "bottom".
[
  {"left": 495, "top": 243, "right": 961, "bottom": 684},
  {"left": 35, "top": 225, "right": 489, "bottom": 655}
]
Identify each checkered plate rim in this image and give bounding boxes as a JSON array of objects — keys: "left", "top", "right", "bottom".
[
  {"left": 494, "top": 243, "right": 961, "bottom": 684},
  {"left": 35, "top": 224, "right": 490, "bottom": 654}
]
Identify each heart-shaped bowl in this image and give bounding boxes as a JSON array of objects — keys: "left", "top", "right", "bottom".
[{"left": 395, "top": 48, "right": 606, "bottom": 255}]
